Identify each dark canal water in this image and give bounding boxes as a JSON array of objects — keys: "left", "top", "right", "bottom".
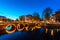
[{"left": 0, "top": 28, "right": 60, "bottom": 40}]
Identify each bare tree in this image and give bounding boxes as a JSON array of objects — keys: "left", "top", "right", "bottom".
[
  {"left": 55, "top": 10, "right": 60, "bottom": 22},
  {"left": 43, "top": 7, "right": 53, "bottom": 20},
  {"left": 33, "top": 12, "right": 41, "bottom": 20},
  {"left": 19, "top": 15, "right": 25, "bottom": 21}
]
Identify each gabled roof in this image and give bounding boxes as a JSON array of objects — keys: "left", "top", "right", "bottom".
[{"left": 0, "top": 16, "right": 6, "bottom": 19}]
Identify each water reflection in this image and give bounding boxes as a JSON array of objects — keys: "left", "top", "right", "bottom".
[
  {"left": 6, "top": 26, "right": 12, "bottom": 31},
  {"left": 0, "top": 27, "right": 60, "bottom": 40},
  {"left": 39, "top": 28, "right": 45, "bottom": 34}
]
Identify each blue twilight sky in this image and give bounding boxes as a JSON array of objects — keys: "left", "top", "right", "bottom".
[{"left": 0, "top": 0, "right": 60, "bottom": 20}]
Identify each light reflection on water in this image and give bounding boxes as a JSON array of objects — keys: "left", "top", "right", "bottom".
[
  {"left": 0, "top": 27, "right": 59, "bottom": 40},
  {"left": 6, "top": 26, "right": 12, "bottom": 31}
]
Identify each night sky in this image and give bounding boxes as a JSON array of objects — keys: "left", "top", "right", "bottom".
[
  {"left": 0, "top": 0, "right": 60, "bottom": 40},
  {"left": 0, "top": 0, "right": 60, "bottom": 19}
]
